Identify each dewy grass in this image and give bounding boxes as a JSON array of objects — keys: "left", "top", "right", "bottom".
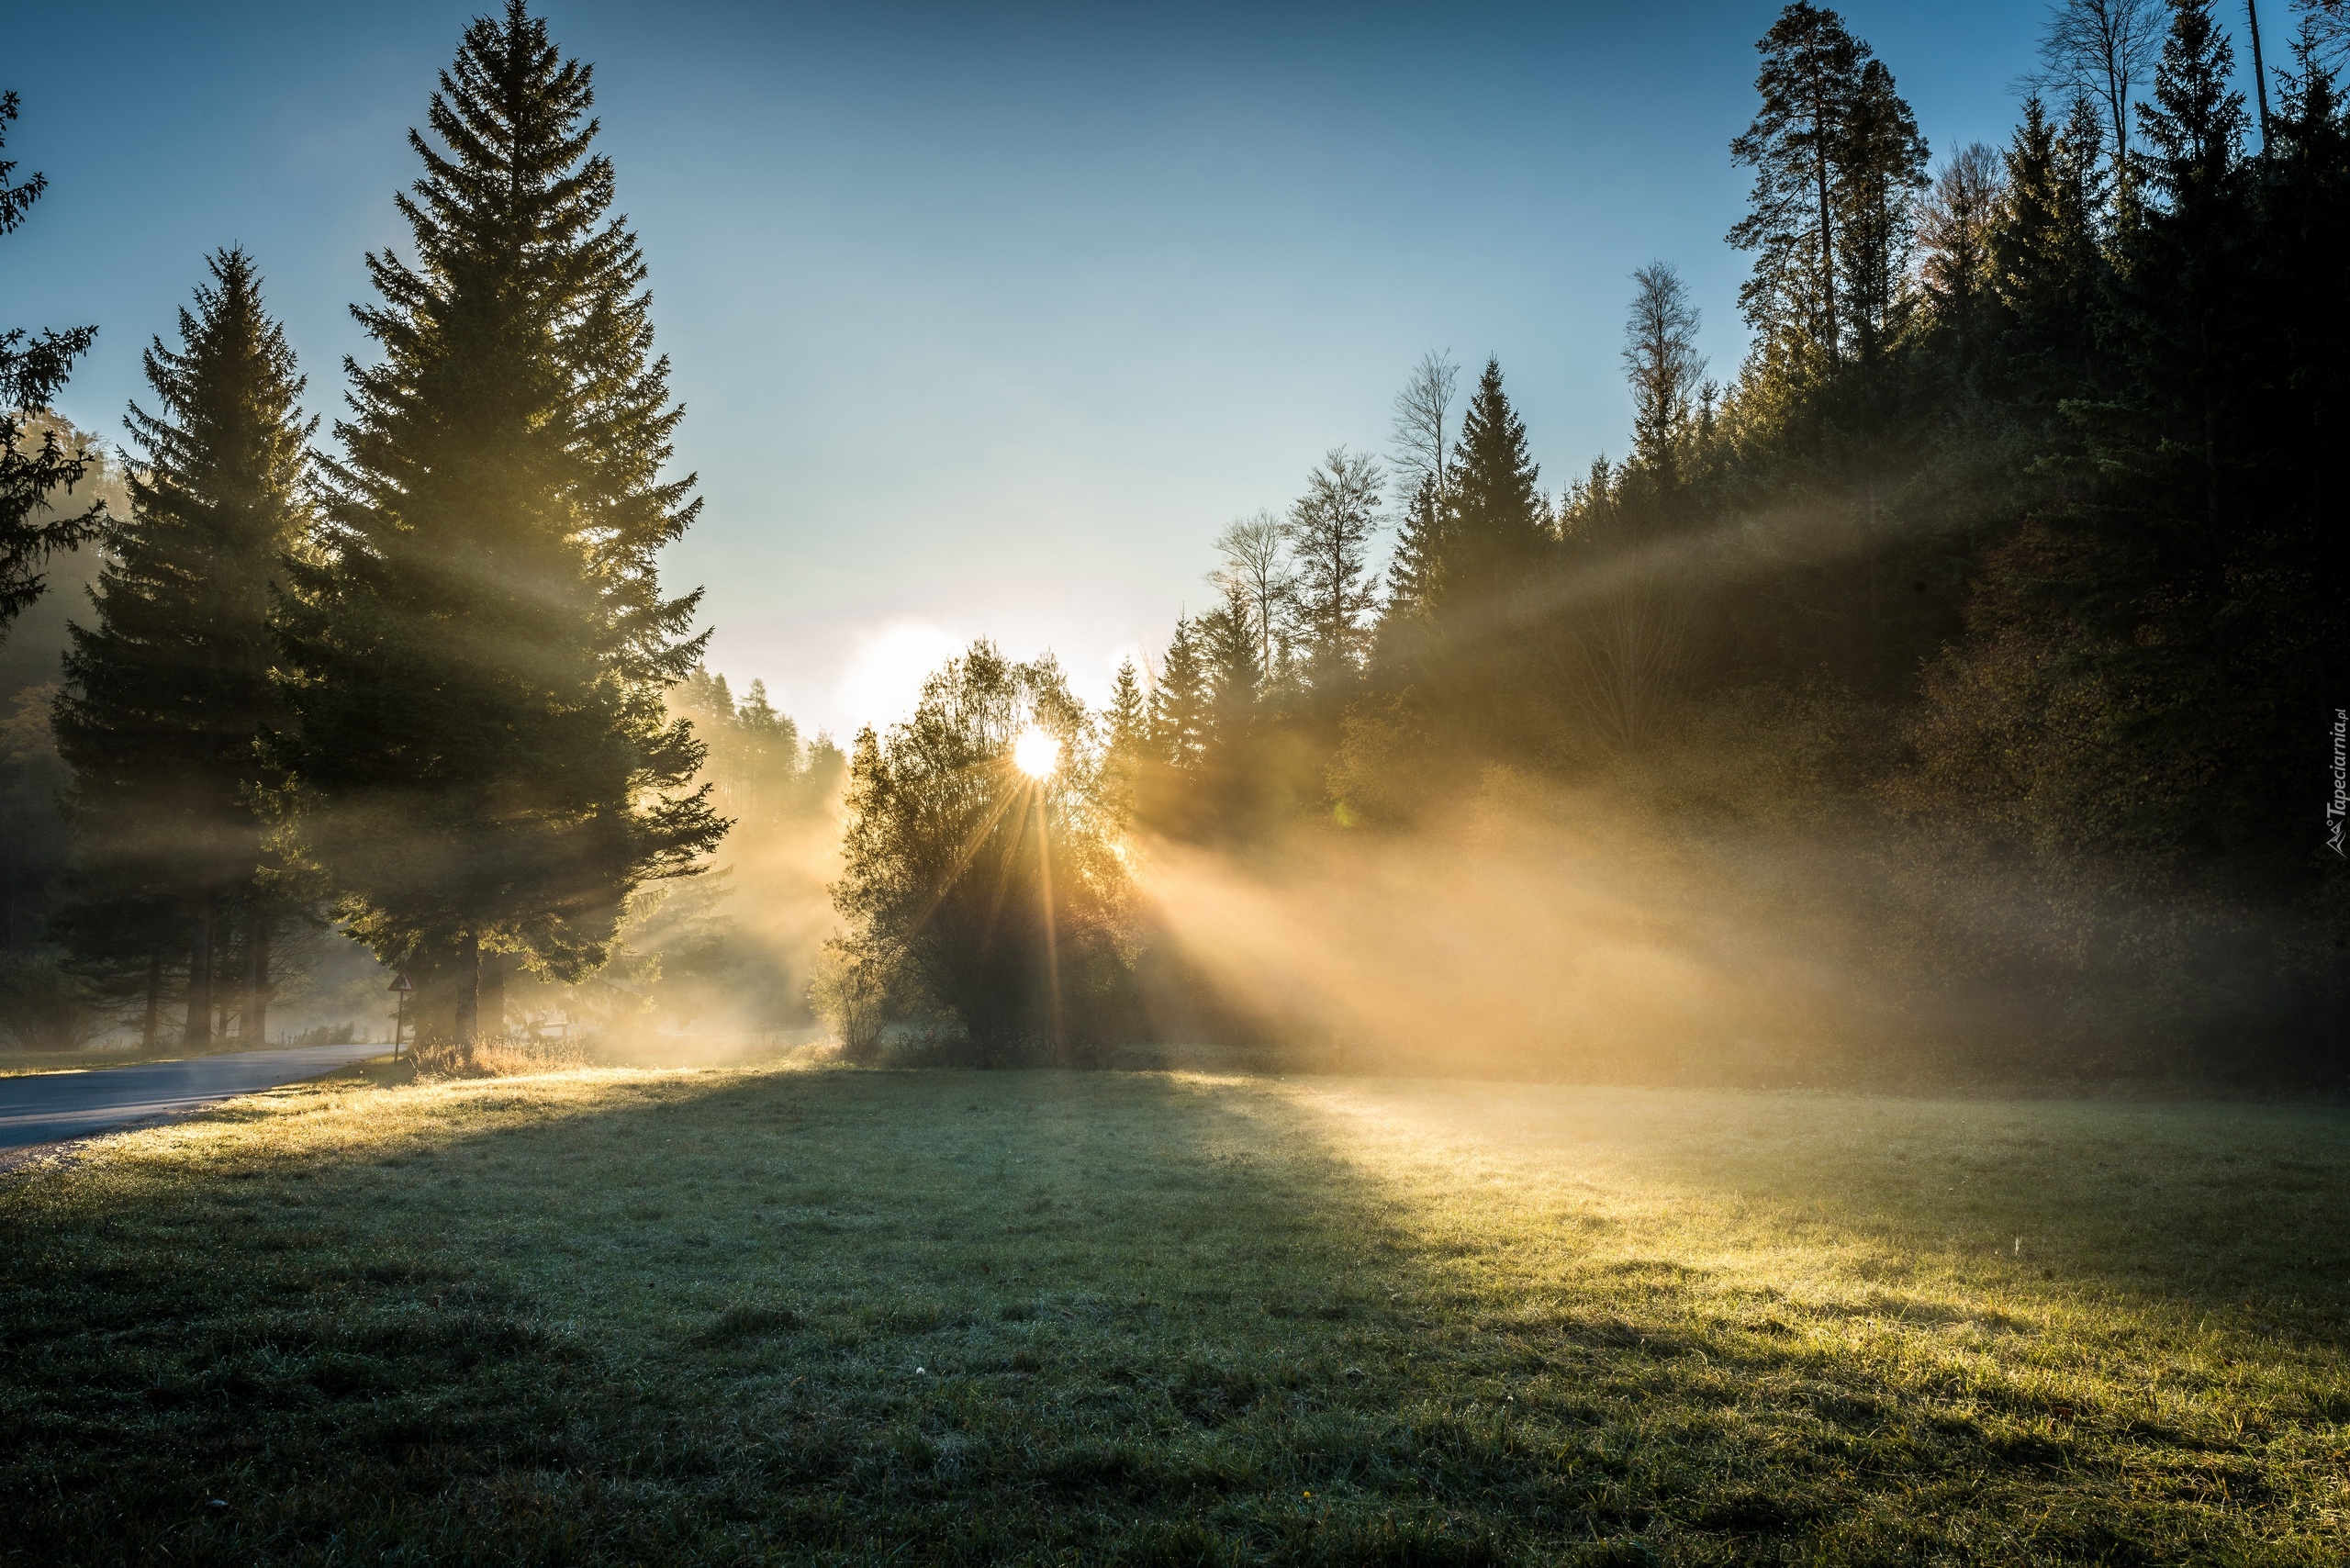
[{"left": 3, "top": 1064, "right": 2344, "bottom": 1565}]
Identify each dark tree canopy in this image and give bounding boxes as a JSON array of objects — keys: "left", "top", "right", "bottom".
[
  {"left": 0, "top": 89, "right": 105, "bottom": 636},
  {"left": 275, "top": 0, "right": 722, "bottom": 1046},
  {"left": 50, "top": 250, "right": 315, "bottom": 1050}
]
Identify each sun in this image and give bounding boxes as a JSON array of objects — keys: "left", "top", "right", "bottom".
[{"left": 1012, "top": 725, "right": 1060, "bottom": 779}]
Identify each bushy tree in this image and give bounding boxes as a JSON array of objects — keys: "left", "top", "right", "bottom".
[
  {"left": 275, "top": 2, "right": 722, "bottom": 1048},
  {"left": 830, "top": 642, "right": 1130, "bottom": 1062}
]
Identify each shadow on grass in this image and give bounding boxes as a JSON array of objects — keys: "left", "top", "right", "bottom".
[{"left": 1, "top": 1065, "right": 2343, "bottom": 1565}]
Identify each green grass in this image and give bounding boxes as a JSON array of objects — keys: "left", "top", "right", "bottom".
[
  {"left": 4, "top": 1064, "right": 2345, "bottom": 1564},
  {"left": 0, "top": 1029, "right": 374, "bottom": 1081},
  {"left": 0, "top": 1036, "right": 322, "bottom": 1078}
]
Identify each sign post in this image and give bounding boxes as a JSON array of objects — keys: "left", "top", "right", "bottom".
[{"left": 389, "top": 971, "right": 415, "bottom": 1058}]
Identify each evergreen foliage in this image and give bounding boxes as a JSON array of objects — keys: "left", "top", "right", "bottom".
[
  {"left": 50, "top": 251, "right": 315, "bottom": 1050},
  {"left": 1150, "top": 617, "right": 1208, "bottom": 774},
  {"left": 1436, "top": 359, "right": 1548, "bottom": 613},
  {"left": 0, "top": 90, "right": 105, "bottom": 635},
  {"left": 1729, "top": 4, "right": 1871, "bottom": 383},
  {"left": 275, "top": 1, "right": 722, "bottom": 1047},
  {"left": 1381, "top": 472, "right": 1446, "bottom": 635}
]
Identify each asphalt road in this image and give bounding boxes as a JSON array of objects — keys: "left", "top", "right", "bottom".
[{"left": 0, "top": 1042, "right": 387, "bottom": 1152}]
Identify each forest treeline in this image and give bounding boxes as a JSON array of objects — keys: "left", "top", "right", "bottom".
[
  {"left": 827, "top": 0, "right": 2346, "bottom": 1086},
  {"left": 0, "top": 5, "right": 757, "bottom": 1056},
  {"left": 2, "top": 1, "right": 2342, "bottom": 1083}
]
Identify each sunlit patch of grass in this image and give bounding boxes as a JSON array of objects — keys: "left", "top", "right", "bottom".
[{"left": 2, "top": 1064, "right": 2344, "bottom": 1563}]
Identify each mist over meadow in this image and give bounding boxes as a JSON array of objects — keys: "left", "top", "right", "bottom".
[{"left": 3, "top": 6, "right": 2348, "bottom": 1565}]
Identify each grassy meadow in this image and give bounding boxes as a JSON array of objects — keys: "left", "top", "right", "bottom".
[{"left": 2, "top": 1061, "right": 2345, "bottom": 1564}]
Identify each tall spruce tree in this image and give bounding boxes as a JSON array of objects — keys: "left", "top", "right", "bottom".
[
  {"left": 277, "top": 1, "right": 722, "bottom": 1047},
  {"left": 1199, "top": 578, "right": 1264, "bottom": 746},
  {"left": 1151, "top": 617, "right": 1208, "bottom": 774},
  {"left": 1100, "top": 658, "right": 1149, "bottom": 824},
  {"left": 51, "top": 250, "right": 314, "bottom": 1049},
  {"left": 1379, "top": 471, "right": 1446, "bottom": 634},
  {"left": 1437, "top": 359, "right": 1548, "bottom": 613},
  {"left": 1989, "top": 95, "right": 2111, "bottom": 409}
]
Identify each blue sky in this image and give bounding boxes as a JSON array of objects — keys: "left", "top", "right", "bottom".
[{"left": 5, "top": 1, "right": 2278, "bottom": 735}]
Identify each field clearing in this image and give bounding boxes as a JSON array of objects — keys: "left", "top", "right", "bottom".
[{"left": 2, "top": 1063, "right": 2344, "bottom": 1564}]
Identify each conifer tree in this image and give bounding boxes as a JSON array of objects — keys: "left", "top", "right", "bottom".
[
  {"left": 1374, "top": 354, "right": 1458, "bottom": 668},
  {"left": 1379, "top": 472, "right": 1446, "bottom": 634},
  {"left": 1199, "top": 579, "right": 1264, "bottom": 747},
  {"left": 1835, "top": 58, "right": 1930, "bottom": 367},
  {"left": 276, "top": 2, "right": 722, "bottom": 1047},
  {"left": 1437, "top": 359, "right": 1548, "bottom": 614},
  {"left": 0, "top": 90, "right": 105, "bottom": 635},
  {"left": 1729, "top": 5, "right": 1869, "bottom": 380},
  {"left": 1728, "top": 6, "right": 1927, "bottom": 383},
  {"left": 733, "top": 678, "right": 802, "bottom": 822},
  {"left": 1990, "top": 96, "right": 2110, "bottom": 407},
  {"left": 1151, "top": 617, "right": 1208, "bottom": 772},
  {"left": 51, "top": 250, "right": 314, "bottom": 1048},
  {"left": 1100, "top": 658, "right": 1150, "bottom": 823}
]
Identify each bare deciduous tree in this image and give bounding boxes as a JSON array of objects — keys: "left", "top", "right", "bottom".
[
  {"left": 1386, "top": 349, "right": 1459, "bottom": 507},
  {"left": 1564, "top": 555, "right": 1698, "bottom": 756},
  {"left": 1621, "top": 263, "right": 1708, "bottom": 475},
  {"left": 1207, "top": 510, "right": 1296, "bottom": 684},
  {"left": 2027, "top": 0, "right": 2165, "bottom": 193},
  {"left": 2296, "top": 0, "right": 2350, "bottom": 67},
  {"left": 1285, "top": 447, "right": 1384, "bottom": 681}
]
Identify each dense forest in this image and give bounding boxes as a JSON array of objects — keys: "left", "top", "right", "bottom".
[
  {"left": 1, "top": 0, "right": 2342, "bottom": 1086},
  {"left": 828, "top": 0, "right": 2348, "bottom": 1087}
]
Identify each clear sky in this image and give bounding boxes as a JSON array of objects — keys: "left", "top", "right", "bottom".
[{"left": 5, "top": 1, "right": 2277, "bottom": 738}]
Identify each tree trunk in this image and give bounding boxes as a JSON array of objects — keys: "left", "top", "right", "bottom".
[
  {"left": 453, "top": 931, "right": 480, "bottom": 1047},
  {"left": 2246, "top": 1, "right": 2270, "bottom": 151},
  {"left": 1815, "top": 96, "right": 1836, "bottom": 363},
  {"left": 477, "top": 949, "right": 506, "bottom": 1045},
  {"left": 246, "top": 904, "right": 271, "bottom": 1047},
  {"left": 183, "top": 893, "right": 215, "bottom": 1047},
  {"left": 141, "top": 947, "right": 162, "bottom": 1053}
]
